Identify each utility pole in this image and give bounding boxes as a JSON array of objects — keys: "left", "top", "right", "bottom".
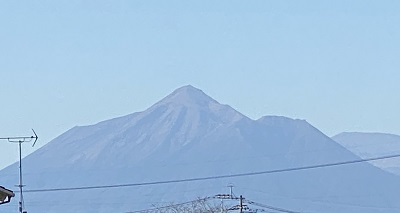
[
  {"left": 0, "top": 130, "right": 38, "bottom": 213},
  {"left": 239, "top": 195, "right": 243, "bottom": 213},
  {"left": 216, "top": 188, "right": 247, "bottom": 213},
  {"left": 228, "top": 184, "right": 234, "bottom": 198}
]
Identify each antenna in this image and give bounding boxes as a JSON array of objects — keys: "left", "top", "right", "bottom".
[
  {"left": 31, "top": 129, "right": 38, "bottom": 147},
  {"left": 0, "top": 129, "right": 39, "bottom": 213}
]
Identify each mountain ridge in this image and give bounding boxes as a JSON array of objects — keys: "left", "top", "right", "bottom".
[{"left": 332, "top": 132, "right": 400, "bottom": 176}]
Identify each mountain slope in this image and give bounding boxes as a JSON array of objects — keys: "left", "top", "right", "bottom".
[
  {"left": 333, "top": 132, "right": 400, "bottom": 175},
  {"left": 1, "top": 85, "right": 400, "bottom": 213},
  {"left": 19, "top": 86, "right": 247, "bottom": 169}
]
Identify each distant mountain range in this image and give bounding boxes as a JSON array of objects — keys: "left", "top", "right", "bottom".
[
  {"left": 1, "top": 85, "right": 400, "bottom": 213},
  {"left": 332, "top": 132, "right": 400, "bottom": 175}
]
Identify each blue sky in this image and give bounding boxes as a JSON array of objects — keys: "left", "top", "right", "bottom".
[{"left": 0, "top": 0, "right": 399, "bottom": 169}]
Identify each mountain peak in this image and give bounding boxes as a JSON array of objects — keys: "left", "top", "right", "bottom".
[
  {"left": 145, "top": 85, "right": 246, "bottom": 125},
  {"left": 157, "top": 85, "right": 218, "bottom": 107},
  {"left": 173, "top": 85, "right": 206, "bottom": 96}
]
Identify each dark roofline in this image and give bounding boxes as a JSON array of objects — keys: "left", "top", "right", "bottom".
[
  {"left": 0, "top": 186, "right": 15, "bottom": 205},
  {"left": 0, "top": 186, "right": 14, "bottom": 197}
]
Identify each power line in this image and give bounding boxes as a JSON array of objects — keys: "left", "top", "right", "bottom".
[
  {"left": 247, "top": 200, "right": 308, "bottom": 213},
  {"left": 23, "top": 153, "right": 400, "bottom": 193},
  {"left": 128, "top": 195, "right": 311, "bottom": 213},
  {"left": 126, "top": 197, "right": 213, "bottom": 213},
  {"left": 237, "top": 186, "right": 400, "bottom": 210}
]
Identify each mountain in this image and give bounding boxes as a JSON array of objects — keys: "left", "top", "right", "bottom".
[
  {"left": 1, "top": 85, "right": 400, "bottom": 213},
  {"left": 333, "top": 132, "right": 400, "bottom": 175}
]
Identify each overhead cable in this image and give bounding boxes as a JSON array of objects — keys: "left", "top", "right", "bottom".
[
  {"left": 247, "top": 200, "right": 308, "bottom": 213},
  {"left": 24, "top": 153, "right": 400, "bottom": 193}
]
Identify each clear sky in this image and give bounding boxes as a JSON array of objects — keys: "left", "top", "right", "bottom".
[{"left": 0, "top": 0, "right": 399, "bottom": 169}]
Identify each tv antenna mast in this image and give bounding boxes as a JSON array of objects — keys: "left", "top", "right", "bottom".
[{"left": 0, "top": 129, "right": 38, "bottom": 213}]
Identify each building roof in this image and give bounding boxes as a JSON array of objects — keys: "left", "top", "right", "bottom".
[{"left": 0, "top": 186, "right": 14, "bottom": 205}]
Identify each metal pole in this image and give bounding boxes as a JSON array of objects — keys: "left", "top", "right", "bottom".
[
  {"left": 18, "top": 141, "right": 23, "bottom": 213},
  {"left": 239, "top": 195, "right": 243, "bottom": 213},
  {"left": 228, "top": 185, "right": 233, "bottom": 198}
]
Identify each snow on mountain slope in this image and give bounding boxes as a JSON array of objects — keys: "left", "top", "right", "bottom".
[
  {"left": 1, "top": 85, "right": 400, "bottom": 213},
  {"left": 333, "top": 132, "right": 400, "bottom": 175}
]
